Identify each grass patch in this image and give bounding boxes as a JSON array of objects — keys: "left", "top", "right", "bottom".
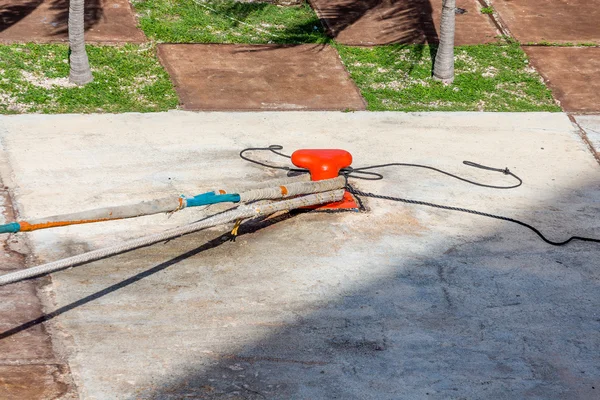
[
  {"left": 0, "top": 44, "right": 178, "bottom": 114},
  {"left": 523, "top": 41, "right": 599, "bottom": 47},
  {"left": 336, "top": 43, "right": 561, "bottom": 112},
  {"left": 131, "top": 0, "right": 328, "bottom": 44},
  {"left": 480, "top": 6, "right": 494, "bottom": 14}
]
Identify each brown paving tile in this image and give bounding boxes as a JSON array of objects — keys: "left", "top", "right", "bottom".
[
  {"left": 524, "top": 47, "right": 600, "bottom": 113},
  {"left": 491, "top": 0, "right": 600, "bottom": 44},
  {"left": 0, "top": 365, "right": 70, "bottom": 400},
  {"left": 0, "top": 282, "right": 56, "bottom": 361},
  {"left": 158, "top": 44, "right": 367, "bottom": 111},
  {"left": 309, "top": 0, "right": 499, "bottom": 45},
  {"left": 0, "top": 187, "right": 74, "bottom": 398},
  {"left": 0, "top": 0, "right": 145, "bottom": 44}
]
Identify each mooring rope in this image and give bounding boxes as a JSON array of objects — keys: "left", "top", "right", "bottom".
[{"left": 0, "top": 190, "right": 344, "bottom": 286}]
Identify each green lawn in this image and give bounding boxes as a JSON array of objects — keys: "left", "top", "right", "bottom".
[
  {"left": 336, "top": 43, "right": 561, "bottom": 112},
  {"left": 0, "top": 2, "right": 563, "bottom": 114},
  {"left": 132, "top": 0, "right": 328, "bottom": 44},
  {"left": 0, "top": 44, "right": 178, "bottom": 114}
]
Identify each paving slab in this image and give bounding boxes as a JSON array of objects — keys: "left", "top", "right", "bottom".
[
  {"left": 574, "top": 115, "right": 600, "bottom": 156},
  {"left": 309, "top": 0, "right": 499, "bottom": 45},
  {"left": 0, "top": 365, "right": 71, "bottom": 399},
  {"left": 0, "top": 185, "right": 74, "bottom": 399},
  {"left": 490, "top": 0, "right": 600, "bottom": 44},
  {"left": 524, "top": 47, "right": 600, "bottom": 113},
  {"left": 1, "top": 111, "right": 599, "bottom": 399},
  {"left": 0, "top": 0, "right": 145, "bottom": 44},
  {"left": 158, "top": 44, "right": 366, "bottom": 111}
]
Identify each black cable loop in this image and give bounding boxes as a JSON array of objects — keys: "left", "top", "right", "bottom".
[
  {"left": 239, "top": 146, "right": 307, "bottom": 174},
  {"left": 348, "top": 162, "right": 522, "bottom": 188},
  {"left": 239, "top": 145, "right": 600, "bottom": 246}
]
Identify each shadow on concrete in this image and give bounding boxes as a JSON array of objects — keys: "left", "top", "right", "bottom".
[
  {"left": 2, "top": 168, "right": 600, "bottom": 398},
  {"left": 0, "top": 212, "right": 297, "bottom": 341},
  {"left": 0, "top": 0, "right": 102, "bottom": 34},
  {"left": 134, "top": 182, "right": 600, "bottom": 399}
]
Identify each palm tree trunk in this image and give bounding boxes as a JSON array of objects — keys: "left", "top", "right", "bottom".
[
  {"left": 68, "top": 0, "right": 93, "bottom": 85},
  {"left": 433, "top": 0, "right": 455, "bottom": 84}
]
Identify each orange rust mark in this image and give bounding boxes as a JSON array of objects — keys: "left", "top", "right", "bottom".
[
  {"left": 280, "top": 185, "right": 288, "bottom": 196},
  {"left": 218, "top": 189, "right": 226, "bottom": 194},
  {"left": 18, "top": 218, "right": 119, "bottom": 232}
]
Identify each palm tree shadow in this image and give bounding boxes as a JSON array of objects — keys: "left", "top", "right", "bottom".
[
  {"left": 0, "top": 0, "right": 44, "bottom": 33},
  {"left": 0, "top": 0, "right": 103, "bottom": 35},
  {"left": 308, "top": 0, "right": 439, "bottom": 45},
  {"left": 48, "top": 0, "right": 103, "bottom": 36},
  {"left": 238, "top": 0, "right": 439, "bottom": 73}
]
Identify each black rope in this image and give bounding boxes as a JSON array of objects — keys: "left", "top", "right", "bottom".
[
  {"left": 346, "top": 187, "right": 600, "bottom": 246},
  {"left": 239, "top": 145, "right": 522, "bottom": 188},
  {"left": 345, "top": 161, "right": 522, "bottom": 188},
  {"left": 239, "top": 145, "right": 308, "bottom": 174},
  {"left": 239, "top": 145, "right": 600, "bottom": 246}
]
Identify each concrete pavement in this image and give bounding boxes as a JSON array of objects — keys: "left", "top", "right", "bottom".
[
  {"left": 575, "top": 115, "right": 600, "bottom": 158},
  {"left": 0, "top": 111, "right": 599, "bottom": 399}
]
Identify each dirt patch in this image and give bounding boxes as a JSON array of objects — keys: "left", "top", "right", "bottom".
[
  {"left": 0, "top": 92, "right": 31, "bottom": 113},
  {"left": 21, "top": 71, "right": 76, "bottom": 89}
]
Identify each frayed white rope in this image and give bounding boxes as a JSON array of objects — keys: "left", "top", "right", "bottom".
[
  {"left": 0, "top": 190, "right": 344, "bottom": 286},
  {"left": 239, "top": 176, "right": 345, "bottom": 202},
  {"left": 213, "top": 174, "right": 309, "bottom": 194}
]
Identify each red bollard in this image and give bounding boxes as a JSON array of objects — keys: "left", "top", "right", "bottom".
[{"left": 291, "top": 149, "right": 359, "bottom": 210}]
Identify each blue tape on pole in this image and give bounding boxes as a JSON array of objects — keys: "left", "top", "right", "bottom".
[
  {"left": 185, "top": 192, "right": 241, "bottom": 207},
  {"left": 0, "top": 222, "right": 20, "bottom": 234}
]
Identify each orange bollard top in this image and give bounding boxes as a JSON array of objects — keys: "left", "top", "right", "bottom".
[
  {"left": 291, "top": 149, "right": 353, "bottom": 181},
  {"left": 291, "top": 149, "right": 358, "bottom": 211}
]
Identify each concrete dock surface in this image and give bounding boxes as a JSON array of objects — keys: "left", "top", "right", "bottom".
[{"left": 0, "top": 111, "right": 599, "bottom": 399}]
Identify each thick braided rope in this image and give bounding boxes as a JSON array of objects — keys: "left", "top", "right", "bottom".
[
  {"left": 0, "top": 190, "right": 344, "bottom": 286},
  {"left": 213, "top": 174, "right": 309, "bottom": 194},
  {"left": 239, "top": 176, "right": 345, "bottom": 202}
]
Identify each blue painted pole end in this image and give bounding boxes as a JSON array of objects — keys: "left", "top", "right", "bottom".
[{"left": 0, "top": 222, "right": 20, "bottom": 234}]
